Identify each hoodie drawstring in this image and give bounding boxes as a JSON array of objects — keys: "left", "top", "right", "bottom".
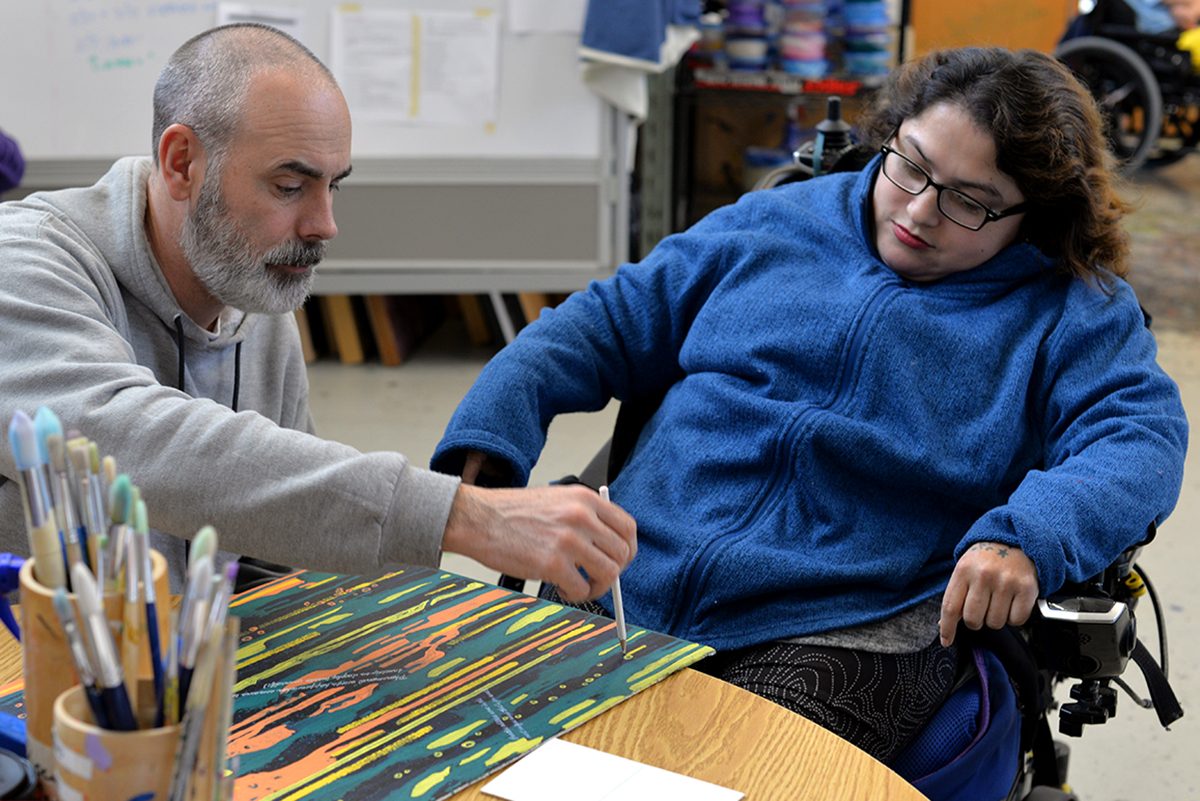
[
  {"left": 174, "top": 316, "right": 186, "bottom": 393},
  {"left": 174, "top": 315, "right": 243, "bottom": 412},
  {"left": 231, "top": 341, "right": 242, "bottom": 413}
]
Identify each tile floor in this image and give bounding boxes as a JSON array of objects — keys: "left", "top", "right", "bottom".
[{"left": 306, "top": 156, "right": 1200, "bottom": 801}]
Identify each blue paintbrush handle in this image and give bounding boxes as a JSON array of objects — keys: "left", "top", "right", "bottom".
[{"left": 146, "top": 600, "right": 165, "bottom": 727}]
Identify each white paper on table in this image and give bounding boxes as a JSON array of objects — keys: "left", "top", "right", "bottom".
[
  {"left": 216, "top": 3, "right": 308, "bottom": 45},
  {"left": 507, "top": 0, "right": 586, "bottom": 34},
  {"left": 329, "top": 6, "right": 499, "bottom": 126},
  {"left": 481, "top": 738, "right": 744, "bottom": 801}
]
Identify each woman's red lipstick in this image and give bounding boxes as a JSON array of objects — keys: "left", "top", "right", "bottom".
[{"left": 893, "top": 222, "right": 932, "bottom": 250}]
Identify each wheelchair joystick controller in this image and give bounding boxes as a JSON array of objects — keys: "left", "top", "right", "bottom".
[
  {"left": 1033, "top": 594, "right": 1135, "bottom": 679},
  {"left": 793, "top": 97, "right": 855, "bottom": 178},
  {"left": 1032, "top": 591, "right": 1138, "bottom": 736}
]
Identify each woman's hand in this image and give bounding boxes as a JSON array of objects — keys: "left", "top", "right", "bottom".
[
  {"left": 938, "top": 541, "right": 1039, "bottom": 647},
  {"left": 460, "top": 450, "right": 512, "bottom": 487},
  {"left": 461, "top": 450, "right": 487, "bottom": 485}
]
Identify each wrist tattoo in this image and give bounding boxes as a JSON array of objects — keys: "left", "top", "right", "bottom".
[{"left": 969, "top": 543, "right": 1010, "bottom": 558}]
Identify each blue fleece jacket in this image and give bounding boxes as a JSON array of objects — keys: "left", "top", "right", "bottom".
[{"left": 432, "top": 158, "right": 1188, "bottom": 651}]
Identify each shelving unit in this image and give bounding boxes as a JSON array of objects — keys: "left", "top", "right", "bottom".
[
  {"left": 639, "top": 63, "right": 873, "bottom": 246},
  {"left": 636, "top": 0, "right": 911, "bottom": 251}
]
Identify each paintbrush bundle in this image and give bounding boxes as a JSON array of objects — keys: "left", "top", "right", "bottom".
[{"left": 5, "top": 405, "right": 239, "bottom": 800}]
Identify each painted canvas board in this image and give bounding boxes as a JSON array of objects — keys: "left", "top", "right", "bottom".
[{"left": 227, "top": 567, "right": 714, "bottom": 800}]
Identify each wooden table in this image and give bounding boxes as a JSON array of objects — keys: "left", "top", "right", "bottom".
[
  {"left": 0, "top": 629, "right": 926, "bottom": 801},
  {"left": 446, "top": 667, "right": 928, "bottom": 801}
]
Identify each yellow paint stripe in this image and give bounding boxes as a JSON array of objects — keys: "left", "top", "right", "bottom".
[
  {"left": 236, "top": 602, "right": 432, "bottom": 692},
  {"left": 627, "top": 643, "right": 702, "bottom": 683},
  {"left": 537, "top": 623, "right": 596, "bottom": 652},
  {"left": 329, "top": 727, "right": 385, "bottom": 756},
  {"left": 484, "top": 737, "right": 543, "bottom": 767},
  {"left": 340, "top": 658, "right": 511, "bottom": 734},
  {"left": 426, "top": 719, "right": 487, "bottom": 750},
  {"left": 339, "top": 616, "right": 579, "bottom": 733},
  {"left": 555, "top": 695, "right": 627, "bottom": 730},
  {"left": 371, "top": 625, "right": 602, "bottom": 735},
  {"left": 266, "top": 626, "right": 613, "bottom": 797},
  {"left": 459, "top": 746, "right": 492, "bottom": 765},
  {"left": 548, "top": 699, "right": 595, "bottom": 725},
  {"left": 237, "top": 606, "right": 342, "bottom": 662},
  {"left": 505, "top": 604, "right": 562, "bottom": 635},
  {"left": 235, "top": 630, "right": 322, "bottom": 684},
  {"left": 264, "top": 724, "right": 432, "bottom": 801},
  {"left": 428, "top": 582, "right": 486, "bottom": 605},
  {"left": 629, "top": 647, "right": 715, "bottom": 694},
  {"left": 427, "top": 657, "right": 465, "bottom": 679},
  {"left": 411, "top": 765, "right": 452, "bottom": 797},
  {"left": 380, "top": 581, "right": 432, "bottom": 604}
]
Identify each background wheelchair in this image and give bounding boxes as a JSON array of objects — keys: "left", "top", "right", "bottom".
[
  {"left": 495, "top": 108, "right": 1183, "bottom": 798},
  {"left": 1056, "top": 0, "right": 1200, "bottom": 170}
]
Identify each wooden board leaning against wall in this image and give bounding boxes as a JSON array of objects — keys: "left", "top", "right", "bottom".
[{"left": 910, "top": 0, "right": 1079, "bottom": 55}]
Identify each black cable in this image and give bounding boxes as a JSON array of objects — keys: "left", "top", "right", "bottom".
[{"left": 1135, "top": 563, "right": 1168, "bottom": 678}]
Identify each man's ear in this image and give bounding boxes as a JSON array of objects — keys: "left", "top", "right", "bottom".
[{"left": 156, "top": 123, "right": 206, "bottom": 202}]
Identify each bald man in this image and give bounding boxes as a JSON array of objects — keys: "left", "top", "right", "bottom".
[{"left": 0, "top": 24, "right": 635, "bottom": 595}]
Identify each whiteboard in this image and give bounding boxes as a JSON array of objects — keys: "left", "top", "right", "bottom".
[{"left": 0, "top": 0, "right": 603, "bottom": 162}]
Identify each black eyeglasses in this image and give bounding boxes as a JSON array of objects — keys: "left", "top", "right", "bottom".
[{"left": 879, "top": 143, "right": 1028, "bottom": 231}]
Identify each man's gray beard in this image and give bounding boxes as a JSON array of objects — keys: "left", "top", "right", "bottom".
[{"left": 179, "top": 173, "right": 324, "bottom": 315}]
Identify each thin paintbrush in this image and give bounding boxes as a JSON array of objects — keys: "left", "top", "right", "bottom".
[
  {"left": 69, "top": 440, "right": 99, "bottom": 571},
  {"left": 47, "top": 434, "right": 85, "bottom": 584},
  {"left": 8, "top": 411, "right": 65, "bottom": 589},
  {"left": 599, "top": 486, "right": 628, "bottom": 653},
  {"left": 177, "top": 551, "right": 213, "bottom": 715},
  {"left": 167, "top": 608, "right": 222, "bottom": 801},
  {"left": 31, "top": 408, "right": 61, "bottom": 516},
  {"left": 210, "top": 618, "right": 239, "bottom": 799},
  {"left": 73, "top": 563, "right": 137, "bottom": 730},
  {"left": 107, "top": 475, "right": 134, "bottom": 591},
  {"left": 134, "top": 499, "right": 165, "bottom": 727},
  {"left": 51, "top": 587, "right": 109, "bottom": 727},
  {"left": 120, "top": 499, "right": 144, "bottom": 711}
]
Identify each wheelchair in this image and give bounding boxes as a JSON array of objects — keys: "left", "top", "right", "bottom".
[
  {"left": 500, "top": 394, "right": 1181, "bottom": 800},
  {"left": 495, "top": 115, "right": 1184, "bottom": 799},
  {"left": 1055, "top": 0, "right": 1200, "bottom": 170},
  {"left": 503, "top": 390, "right": 1183, "bottom": 800}
]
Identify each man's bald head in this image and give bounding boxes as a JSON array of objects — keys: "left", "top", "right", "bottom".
[{"left": 151, "top": 23, "right": 338, "bottom": 165}]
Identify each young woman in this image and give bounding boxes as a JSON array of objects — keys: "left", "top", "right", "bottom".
[{"left": 432, "top": 48, "right": 1188, "bottom": 762}]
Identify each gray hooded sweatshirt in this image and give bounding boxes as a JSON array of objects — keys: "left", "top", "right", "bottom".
[{"left": 0, "top": 157, "right": 460, "bottom": 589}]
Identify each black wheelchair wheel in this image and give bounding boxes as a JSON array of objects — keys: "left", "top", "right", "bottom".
[{"left": 1056, "top": 36, "right": 1164, "bottom": 171}]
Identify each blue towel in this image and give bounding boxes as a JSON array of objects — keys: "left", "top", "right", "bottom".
[
  {"left": 0, "top": 129, "right": 24, "bottom": 193},
  {"left": 581, "top": 0, "right": 700, "bottom": 68}
]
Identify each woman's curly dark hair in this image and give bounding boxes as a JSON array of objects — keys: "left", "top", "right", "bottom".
[{"left": 857, "top": 47, "right": 1132, "bottom": 281}]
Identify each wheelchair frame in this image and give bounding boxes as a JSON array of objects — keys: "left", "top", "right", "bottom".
[{"left": 1056, "top": 0, "right": 1200, "bottom": 170}]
